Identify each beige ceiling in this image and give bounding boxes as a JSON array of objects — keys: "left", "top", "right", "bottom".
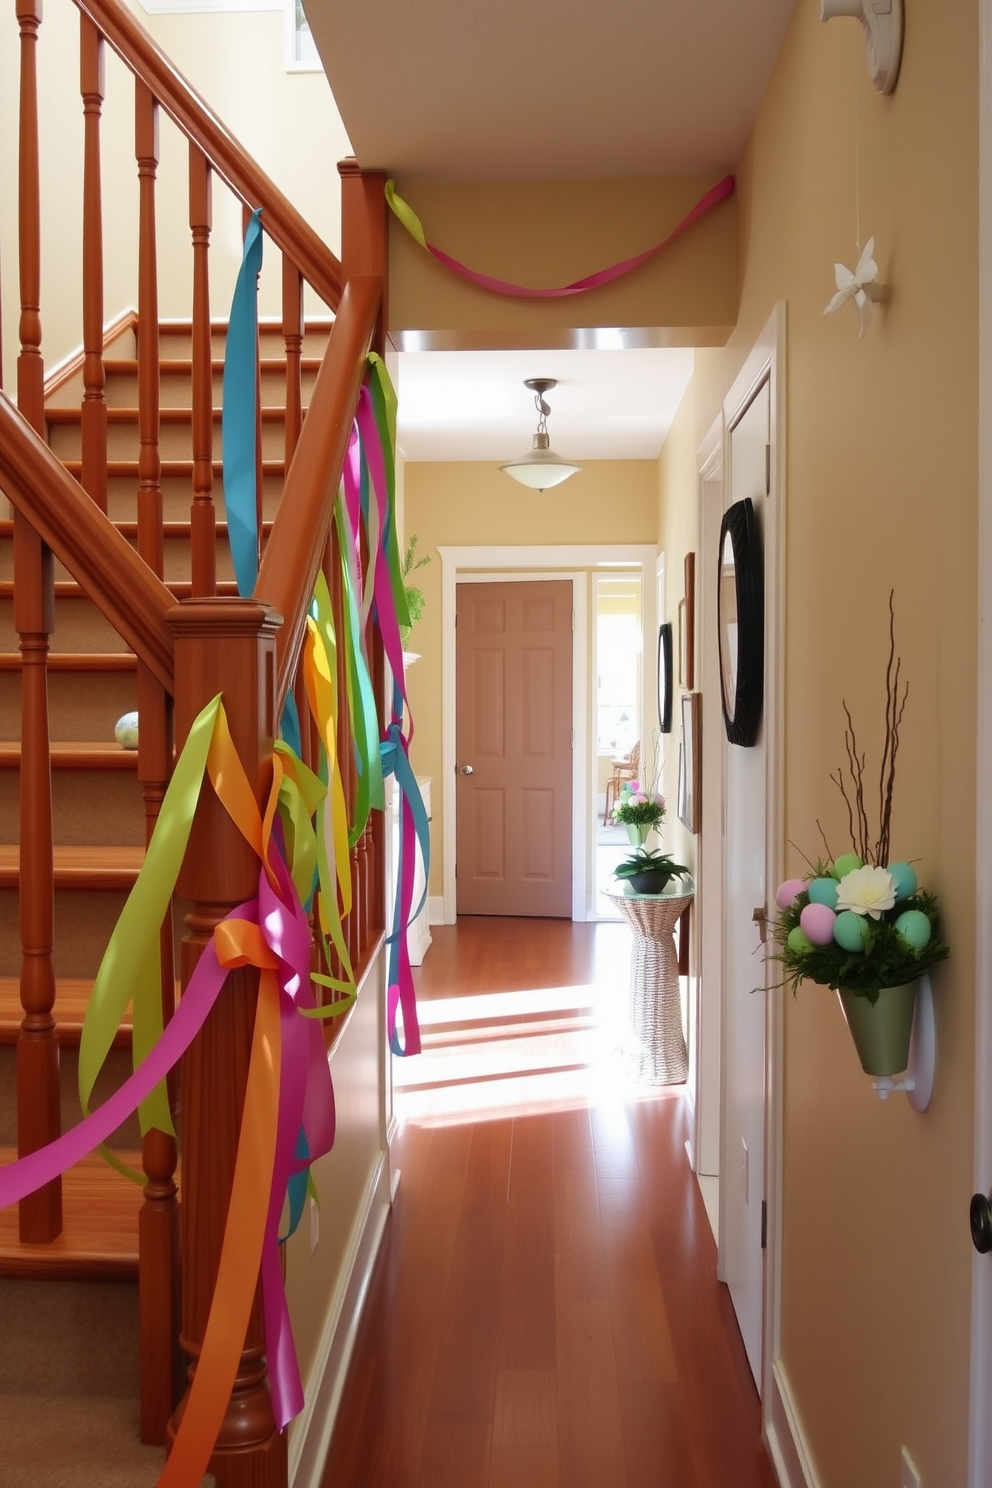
[
  {"left": 308, "top": 0, "right": 798, "bottom": 461},
  {"left": 310, "top": 0, "right": 797, "bottom": 182}
]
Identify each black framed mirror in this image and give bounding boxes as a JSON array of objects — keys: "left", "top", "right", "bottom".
[
  {"left": 657, "top": 622, "right": 673, "bottom": 733},
  {"left": 717, "top": 497, "right": 763, "bottom": 746}
]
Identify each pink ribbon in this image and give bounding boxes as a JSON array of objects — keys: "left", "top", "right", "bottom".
[{"left": 424, "top": 175, "right": 735, "bottom": 298}]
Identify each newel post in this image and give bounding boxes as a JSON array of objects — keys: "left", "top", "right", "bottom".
[
  {"left": 166, "top": 598, "right": 287, "bottom": 1488},
  {"left": 338, "top": 159, "right": 388, "bottom": 945}
]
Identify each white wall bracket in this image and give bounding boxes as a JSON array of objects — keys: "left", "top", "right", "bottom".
[
  {"left": 821, "top": 0, "right": 904, "bottom": 94},
  {"left": 871, "top": 972, "right": 935, "bottom": 1110}
]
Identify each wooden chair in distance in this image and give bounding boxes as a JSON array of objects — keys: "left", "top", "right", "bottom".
[{"left": 603, "top": 739, "right": 640, "bottom": 825}]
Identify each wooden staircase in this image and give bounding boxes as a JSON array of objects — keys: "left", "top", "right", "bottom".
[{"left": 0, "top": 313, "right": 326, "bottom": 1481}]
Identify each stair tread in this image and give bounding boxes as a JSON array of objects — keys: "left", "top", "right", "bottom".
[
  {"left": 0, "top": 519, "right": 272, "bottom": 539},
  {"left": 47, "top": 405, "right": 295, "bottom": 425},
  {"left": 0, "top": 742, "right": 138, "bottom": 769},
  {"left": 0, "top": 579, "right": 240, "bottom": 599},
  {"left": 105, "top": 355, "right": 323, "bottom": 374},
  {"left": 0, "top": 1147, "right": 142, "bottom": 1279},
  {"left": 0, "top": 845, "right": 144, "bottom": 888},
  {"left": 0, "top": 975, "right": 132, "bottom": 1046},
  {"left": 0, "top": 653, "right": 136, "bottom": 671},
  {"left": 60, "top": 458, "right": 286, "bottom": 476}
]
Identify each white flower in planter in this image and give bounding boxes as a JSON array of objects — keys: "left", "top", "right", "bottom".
[{"left": 836, "top": 864, "right": 897, "bottom": 920}]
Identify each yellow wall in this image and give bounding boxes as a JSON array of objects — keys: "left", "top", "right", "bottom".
[
  {"left": 0, "top": 0, "right": 351, "bottom": 381},
  {"left": 403, "top": 459, "right": 658, "bottom": 898},
  {"left": 388, "top": 176, "right": 737, "bottom": 348},
  {"left": 658, "top": 1, "right": 978, "bottom": 1481}
]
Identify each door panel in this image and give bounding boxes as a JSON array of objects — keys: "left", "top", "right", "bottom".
[
  {"left": 456, "top": 579, "right": 572, "bottom": 917},
  {"left": 723, "top": 378, "right": 770, "bottom": 1388}
]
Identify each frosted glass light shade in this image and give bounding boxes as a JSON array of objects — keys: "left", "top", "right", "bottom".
[{"left": 500, "top": 432, "right": 582, "bottom": 491}]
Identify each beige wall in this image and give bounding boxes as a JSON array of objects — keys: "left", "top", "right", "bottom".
[
  {"left": 658, "top": 1, "right": 978, "bottom": 1481},
  {"left": 0, "top": 0, "right": 350, "bottom": 381},
  {"left": 402, "top": 459, "right": 658, "bottom": 898},
  {"left": 388, "top": 176, "right": 737, "bottom": 349}
]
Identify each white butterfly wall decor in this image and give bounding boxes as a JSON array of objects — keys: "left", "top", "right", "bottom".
[{"left": 824, "top": 237, "right": 885, "bottom": 337}]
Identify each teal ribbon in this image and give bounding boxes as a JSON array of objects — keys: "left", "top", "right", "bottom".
[{"left": 223, "top": 207, "right": 264, "bottom": 598}]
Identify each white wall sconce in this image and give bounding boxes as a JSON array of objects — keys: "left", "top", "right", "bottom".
[
  {"left": 821, "top": 0, "right": 904, "bottom": 94},
  {"left": 872, "top": 972, "right": 935, "bottom": 1111}
]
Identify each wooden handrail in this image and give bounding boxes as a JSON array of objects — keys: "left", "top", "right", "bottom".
[
  {"left": 0, "top": 392, "right": 174, "bottom": 690},
  {"left": 72, "top": 0, "right": 343, "bottom": 312},
  {"left": 256, "top": 275, "right": 380, "bottom": 704}
]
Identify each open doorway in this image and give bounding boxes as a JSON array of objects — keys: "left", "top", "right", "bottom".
[{"left": 593, "top": 572, "right": 644, "bottom": 919}]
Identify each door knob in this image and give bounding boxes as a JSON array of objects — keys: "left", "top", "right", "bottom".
[
  {"left": 971, "top": 1191, "right": 992, "bottom": 1254},
  {"left": 457, "top": 764, "right": 474, "bottom": 776}
]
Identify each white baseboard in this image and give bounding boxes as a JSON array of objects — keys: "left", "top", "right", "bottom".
[
  {"left": 428, "top": 895, "right": 445, "bottom": 926},
  {"left": 766, "top": 1358, "right": 821, "bottom": 1488},
  {"left": 288, "top": 1149, "right": 392, "bottom": 1488}
]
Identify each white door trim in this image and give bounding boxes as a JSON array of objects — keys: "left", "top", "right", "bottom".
[
  {"left": 692, "top": 416, "right": 724, "bottom": 1185},
  {"left": 970, "top": 1, "right": 992, "bottom": 1479},
  {"left": 716, "top": 303, "right": 787, "bottom": 1402},
  {"left": 439, "top": 544, "right": 658, "bottom": 925}
]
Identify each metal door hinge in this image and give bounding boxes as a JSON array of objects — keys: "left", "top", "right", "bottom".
[
  {"left": 765, "top": 443, "right": 771, "bottom": 495},
  {"left": 761, "top": 1199, "right": 767, "bottom": 1250}
]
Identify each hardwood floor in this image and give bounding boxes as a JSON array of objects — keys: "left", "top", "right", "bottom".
[{"left": 320, "top": 918, "right": 778, "bottom": 1488}]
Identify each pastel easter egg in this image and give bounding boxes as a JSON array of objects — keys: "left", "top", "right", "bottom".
[
  {"left": 808, "top": 877, "right": 840, "bottom": 910},
  {"left": 800, "top": 902, "right": 836, "bottom": 946},
  {"left": 895, "top": 909, "right": 932, "bottom": 950},
  {"left": 787, "top": 926, "right": 814, "bottom": 955},
  {"left": 833, "top": 910, "right": 870, "bottom": 953},
  {"left": 114, "top": 711, "right": 139, "bottom": 750},
  {"left": 832, "top": 853, "right": 863, "bottom": 880},
  {"left": 776, "top": 878, "right": 806, "bottom": 910},
  {"left": 887, "top": 862, "right": 919, "bottom": 902}
]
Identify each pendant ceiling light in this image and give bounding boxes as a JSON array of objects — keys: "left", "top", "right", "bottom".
[{"left": 500, "top": 378, "right": 582, "bottom": 492}]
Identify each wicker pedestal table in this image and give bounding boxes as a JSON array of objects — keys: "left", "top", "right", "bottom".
[{"left": 605, "top": 882, "right": 694, "bottom": 1085}]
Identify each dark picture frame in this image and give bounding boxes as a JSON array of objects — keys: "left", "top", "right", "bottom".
[
  {"left": 678, "top": 691, "right": 702, "bottom": 834},
  {"left": 683, "top": 551, "right": 695, "bottom": 689},
  {"left": 657, "top": 622, "right": 673, "bottom": 733},
  {"left": 717, "top": 498, "right": 764, "bottom": 747}
]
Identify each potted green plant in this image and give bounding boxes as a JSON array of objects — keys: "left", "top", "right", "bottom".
[
  {"left": 769, "top": 597, "right": 949, "bottom": 1076},
  {"left": 400, "top": 534, "right": 430, "bottom": 651},
  {"left": 614, "top": 846, "right": 689, "bottom": 895}
]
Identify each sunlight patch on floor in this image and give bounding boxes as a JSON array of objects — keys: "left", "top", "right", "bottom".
[{"left": 394, "top": 951, "right": 685, "bottom": 1127}]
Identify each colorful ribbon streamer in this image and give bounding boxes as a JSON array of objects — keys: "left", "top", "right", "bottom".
[
  {"left": 0, "top": 352, "right": 429, "bottom": 1486},
  {"left": 223, "top": 206, "right": 264, "bottom": 598},
  {"left": 385, "top": 175, "right": 736, "bottom": 298}
]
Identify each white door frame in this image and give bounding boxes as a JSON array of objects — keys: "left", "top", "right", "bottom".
[
  {"left": 438, "top": 544, "right": 658, "bottom": 925},
  {"left": 691, "top": 417, "right": 724, "bottom": 1183},
  {"left": 970, "top": 2, "right": 992, "bottom": 1479},
  {"left": 709, "top": 305, "right": 786, "bottom": 1406}
]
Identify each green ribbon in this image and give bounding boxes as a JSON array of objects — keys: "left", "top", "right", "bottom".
[{"left": 79, "top": 695, "right": 223, "bottom": 1163}]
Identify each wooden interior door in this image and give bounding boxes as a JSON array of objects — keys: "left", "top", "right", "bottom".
[{"left": 455, "top": 579, "right": 572, "bottom": 917}]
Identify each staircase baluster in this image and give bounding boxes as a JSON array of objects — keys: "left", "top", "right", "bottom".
[
  {"left": 14, "top": 0, "right": 61, "bottom": 1246},
  {"left": 168, "top": 600, "right": 287, "bottom": 1488},
  {"left": 281, "top": 257, "right": 304, "bottom": 468},
  {"left": 135, "top": 77, "right": 181, "bottom": 1444},
  {"left": 80, "top": 15, "right": 108, "bottom": 513},
  {"left": 189, "top": 143, "right": 215, "bottom": 597}
]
